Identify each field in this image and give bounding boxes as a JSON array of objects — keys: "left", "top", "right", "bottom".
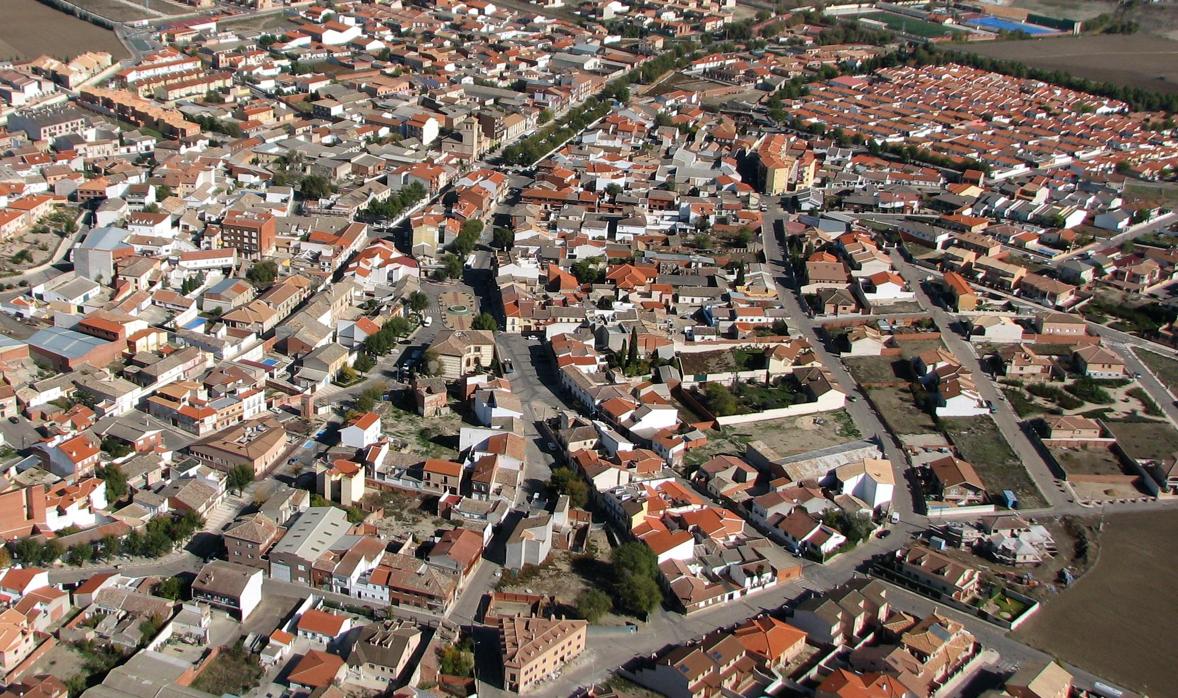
[
  {"left": 685, "top": 411, "right": 859, "bottom": 468},
  {"left": 959, "top": 35, "right": 1178, "bottom": 95},
  {"left": 857, "top": 11, "right": 964, "bottom": 38},
  {"left": 941, "top": 416, "right": 1046, "bottom": 507},
  {"left": 1016, "top": 508, "right": 1178, "bottom": 695},
  {"left": 0, "top": 0, "right": 129, "bottom": 60},
  {"left": 867, "top": 385, "right": 939, "bottom": 435},
  {"left": 1104, "top": 419, "right": 1178, "bottom": 461}
]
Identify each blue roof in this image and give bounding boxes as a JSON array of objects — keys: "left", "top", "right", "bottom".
[{"left": 28, "top": 326, "right": 111, "bottom": 359}]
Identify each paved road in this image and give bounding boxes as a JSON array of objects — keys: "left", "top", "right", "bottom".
[
  {"left": 1050, "top": 211, "right": 1177, "bottom": 263},
  {"left": 890, "top": 252, "right": 1071, "bottom": 510},
  {"left": 760, "top": 204, "right": 924, "bottom": 524}
]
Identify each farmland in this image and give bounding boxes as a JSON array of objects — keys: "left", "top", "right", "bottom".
[
  {"left": 0, "top": 0, "right": 128, "bottom": 60},
  {"left": 959, "top": 35, "right": 1178, "bottom": 94},
  {"left": 1017, "top": 509, "right": 1178, "bottom": 696}
]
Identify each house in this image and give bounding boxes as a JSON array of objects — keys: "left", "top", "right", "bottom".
[
  {"left": 427, "top": 329, "right": 496, "bottom": 379},
  {"left": 1019, "top": 273, "right": 1077, "bottom": 309},
  {"left": 223, "top": 513, "right": 280, "bottom": 571},
  {"left": 928, "top": 456, "right": 987, "bottom": 506},
  {"left": 1006, "top": 660, "right": 1073, "bottom": 698},
  {"left": 996, "top": 344, "right": 1053, "bottom": 382},
  {"left": 886, "top": 545, "right": 981, "bottom": 602},
  {"left": 414, "top": 376, "right": 449, "bottom": 417},
  {"left": 340, "top": 411, "right": 381, "bottom": 449},
  {"left": 287, "top": 650, "right": 346, "bottom": 693},
  {"left": 318, "top": 459, "right": 365, "bottom": 507},
  {"left": 423, "top": 458, "right": 463, "bottom": 494},
  {"left": 347, "top": 619, "right": 423, "bottom": 685},
  {"left": 1072, "top": 345, "right": 1125, "bottom": 379},
  {"left": 190, "top": 559, "right": 263, "bottom": 621},
  {"left": 505, "top": 514, "right": 554, "bottom": 570},
  {"left": 971, "top": 315, "right": 1024, "bottom": 343},
  {"left": 833, "top": 459, "right": 895, "bottom": 511},
  {"left": 789, "top": 578, "right": 889, "bottom": 646},
  {"left": 499, "top": 615, "right": 587, "bottom": 694},
  {"left": 1035, "top": 312, "right": 1086, "bottom": 338},
  {"left": 1042, "top": 415, "right": 1102, "bottom": 440},
  {"left": 943, "top": 271, "right": 977, "bottom": 312},
  {"left": 187, "top": 416, "right": 287, "bottom": 476},
  {"left": 297, "top": 608, "right": 352, "bottom": 647},
  {"left": 428, "top": 527, "right": 483, "bottom": 578},
  {"left": 776, "top": 509, "right": 847, "bottom": 556}
]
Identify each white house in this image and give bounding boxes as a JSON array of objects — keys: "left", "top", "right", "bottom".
[
  {"left": 832, "top": 459, "right": 894, "bottom": 512},
  {"left": 340, "top": 412, "right": 382, "bottom": 449},
  {"left": 472, "top": 388, "right": 524, "bottom": 427},
  {"left": 190, "top": 560, "right": 263, "bottom": 621},
  {"left": 505, "top": 513, "right": 553, "bottom": 570}
]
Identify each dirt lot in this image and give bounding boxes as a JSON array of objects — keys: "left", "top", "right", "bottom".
[
  {"left": 867, "top": 385, "right": 939, "bottom": 435},
  {"left": 1016, "top": 508, "right": 1178, "bottom": 696},
  {"left": 685, "top": 411, "right": 860, "bottom": 467},
  {"left": 0, "top": 0, "right": 128, "bottom": 59},
  {"left": 1104, "top": 419, "right": 1178, "bottom": 462},
  {"left": 959, "top": 35, "right": 1178, "bottom": 95},
  {"left": 941, "top": 416, "right": 1046, "bottom": 508}
]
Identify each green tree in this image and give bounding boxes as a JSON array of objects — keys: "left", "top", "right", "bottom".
[
  {"left": 472, "top": 312, "right": 498, "bottom": 331},
  {"left": 616, "top": 572, "right": 662, "bottom": 616},
  {"left": 338, "top": 365, "right": 358, "bottom": 384},
  {"left": 65, "top": 543, "right": 93, "bottom": 566},
  {"left": 626, "top": 326, "right": 639, "bottom": 369},
  {"left": 100, "top": 437, "right": 132, "bottom": 459},
  {"left": 98, "top": 463, "right": 128, "bottom": 501},
  {"left": 549, "top": 467, "right": 588, "bottom": 508},
  {"left": 246, "top": 260, "right": 278, "bottom": 288},
  {"left": 139, "top": 614, "right": 164, "bottom": 644},
  {"left": 407, "top": 291, "right": 430, "bottom": 313},
  {"left": 492, "top": 226, "right": 515, "bottom": 251},
  {"left": 227, "top": 464, "right": 254, "bottom": 495},
  {"left": 154, "top": 576, "right": 187, "bottom": 600},
  {"left": 299, "top": 174, "right": 333, "bottom": 200},
  {"left": 434, "top": 253, "right": 463, "bottom": 281},
  {"left": 576, "top": 588, "right": 612, "bottom": 623},
  {"left": 353, "top": 352, "right": 376, "bottom": 373},
  {"left": 612, "top": 541, "right": 658, "bottom": 580},
  {"left": 438, "top": 642, "right": 474, "bottom": 677}
]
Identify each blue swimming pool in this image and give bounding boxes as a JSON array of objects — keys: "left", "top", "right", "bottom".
[
  {"left": 261, "top": 357, "right": 279, "bottom": 367},
  {"left": 966, "top": 16, "right": 1056, "bottom": 35}
]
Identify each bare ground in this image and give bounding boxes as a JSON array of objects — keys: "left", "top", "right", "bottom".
[{"left": 0, "top": 0, "right": 128, "bottom": 60}]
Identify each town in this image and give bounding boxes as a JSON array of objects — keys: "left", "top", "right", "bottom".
[{"left": 0, "top": 0, "right": 1174, "bottom": 696}]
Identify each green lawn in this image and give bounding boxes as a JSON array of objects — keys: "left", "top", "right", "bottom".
[{"left": 858, "top": 11, "right": 964, "bottom": 37}]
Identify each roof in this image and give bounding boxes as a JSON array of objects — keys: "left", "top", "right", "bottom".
[
  {"left": 498, "top": 616, "right": 587, "bottom": 669},
  {"left": 191, "top": 560, "right": 259, "bottom": 599},
  {"left": 287, "top": 649, "right": 345, "bottom": 688},
  {"left": 27, "top": 327, "right": 111, "bottom": 360},
  {"left": 297, "top": 608, "right": 349, "bottom": 637}
]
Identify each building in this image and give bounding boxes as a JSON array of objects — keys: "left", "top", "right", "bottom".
[
  {"left": 190, "top": 560, "right": 263, "bottom": 621},
  {"left": 1006, "top": 660, "right": 1073, "bottom": 698},
  {"left": 287, "top": 650, "right": 346, "bottom": 693},
  {"left": 220, "top": 210, "right": 276, "bottom": 260},
  {"left": 347, "top": 620, "right": 423, "bottom": 685},
  {"left": 884, "top": 545, "right": 981, "bottom": 602},
  {"left": 26, "top": 327, "right": 123, "bottom": 372},
  {"left": 505, "top": 514, "right": 553, "bottom": 570},
  {"left": 318, "top": 460, "right": 365, "bottom": 507},
  {"left": 928, "top": 456, "right": 987, "bottom": 506},
  {"left": 340, "top": 411, "right": 381, "bottom": 449},
  {"left": 269, "top": 507, "right": 350, "bottom": 584},
  {"left": 499, "top": 616, "right": 587, "bottom": 693},
  {"left": 1072, "top": 345, "right": 1125, "bottom": 380},
  {"left": 188, "top": 416, "right": 287, "bottom": 476},
  {"left": 223, "top": 513, "right": 281, "bottom": 571},
  {"left": 428, "top": 330, "right": 496, "bottom": 379}
]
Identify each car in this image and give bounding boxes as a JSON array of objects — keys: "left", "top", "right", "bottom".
[
  {"left": 7, "top": 416, "right": 16, "bottom": 424},
  {"left": 876, "top": 529, "right": 891, "bottom": 539},
  {"left": 421, "top": 316, "right": 433, "bottom": 327},
  {"left": 1134, "top": 371, "right": 1143, "bottom": 379}
]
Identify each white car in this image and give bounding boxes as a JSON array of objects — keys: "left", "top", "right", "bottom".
[{"left": 422, "top": 316, "right": 433, "bottom": 327}]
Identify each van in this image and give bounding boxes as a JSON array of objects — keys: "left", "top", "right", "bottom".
[{"left": 889, "top": 511, "right": 900, "bottom": 525}]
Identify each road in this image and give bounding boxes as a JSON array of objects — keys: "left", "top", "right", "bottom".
[
  {"left": 889, "top": 252, "right": 1071, "bottom": 510},
  {"left": 1049, "top": 211, "right": 1177, "bottom": 263},
  {"left": 760, "top": 203, "right": 924, "bottom": 524}
]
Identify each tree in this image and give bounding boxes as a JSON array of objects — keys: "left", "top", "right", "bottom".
[
  {"left": 438, "top": 643, "right": 474, "bottom": 677},
  {"left": 492, "top": 226, "right": 515, "bottom": 251},
  {"left": 65, "top": 543, "right": 93, "bottom": 566},
  {"left": 98, "top": 463, "right": 128, "bottom": 501},
  {"left": 576, "top": 588, "right": 612, "bottom": 623},
  {"left": 299, "top": 174, "right": 333, "bottom": 200},
  {"left": 100, "top": 437, "right": 132, "bottom": 459},
  {"left": 407, "top": 291, "right": 430, "bottom": 313},
  {"left": 435, "top": 253, "right": 463, "bottom": 281},
  {"left": 227, "top": 464, "right": 254, "bottom": 495},
  {"left": 616, "top": 572, "right": 662, "bottom": 616},
  {"left": 353, "top": 352, "right": 376, "bottom": 373},
  {"left": 154, "top": 576, "right": 186, "bottom": 600},
  {"left": 612, "top": 541, "right": 658, "bottom": 580},
  {"left": 139, "top": 614, "right": 164, "bottom": 645},
  {"left": 246, "top": 260, "right": 278, "bottom": 288},
  {"left": 472, "top": 312, "right": 498, "bottom": 331},
  {"left": 549, "top": 467, "right": 588, "bottom": 508},
  {"left": 338, "top": 365, "right": 358, "bottom": 384},
  {"left": 626, "top": 326, "right": 639, "bottom": 369},
  {"left": 703, "top": 383, "right": 740, "bottom": 417}
]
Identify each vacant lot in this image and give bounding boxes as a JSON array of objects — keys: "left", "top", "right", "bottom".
[
  {"left": 685, "top": 411, "right": 859, "bottom": 467},
  {"left": 867, "top": 385, "right": 938, "bottom": 435},
  {"left": 1105, "top": 419, "right": 1178, "bottom": 461},
  {"left": 1017, "top": 509, "right": 1178, "bottom": 696},
  {"left": 960, "top": 35, "right": 1178, "bottom": 94},
  {"left": 844, "top": 356, "right": 905, "bottom": 385},
  {"left": 0, "top": 0, "right": 129, "bottom": 59},
  {"left": 1133, "top": 347, "right": 1178, "bottom": 396},
  {"left": 941, "top": 416, "right": 1046, "bottom": 507}
]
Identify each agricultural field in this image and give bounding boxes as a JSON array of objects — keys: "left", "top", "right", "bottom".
[
  {"left": 0, "top": 0, "right": 128, "bottom": 60},
  {"left": 1017, "top": 509, "right": 1178, "bottom": 696},
  {"left": 959, "top": 35, "right": 1178, "bottom": 94},
  {"left": 941, "top": 416, "right": 1046, "bottom": 508}
]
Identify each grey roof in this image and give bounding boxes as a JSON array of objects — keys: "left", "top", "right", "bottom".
[
  {"left": 80, "top": 226, "right": 131, "bottom": 251},
  {"left": 271, "top": 506, "right": 350, "bottom": 561},
  {"left": 27, "top": 326, "right": 111, "bottom": 359}
]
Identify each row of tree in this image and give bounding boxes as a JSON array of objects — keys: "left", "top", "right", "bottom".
[{"left": 7, "top": 510, "right": 203, "bottom": 567}]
